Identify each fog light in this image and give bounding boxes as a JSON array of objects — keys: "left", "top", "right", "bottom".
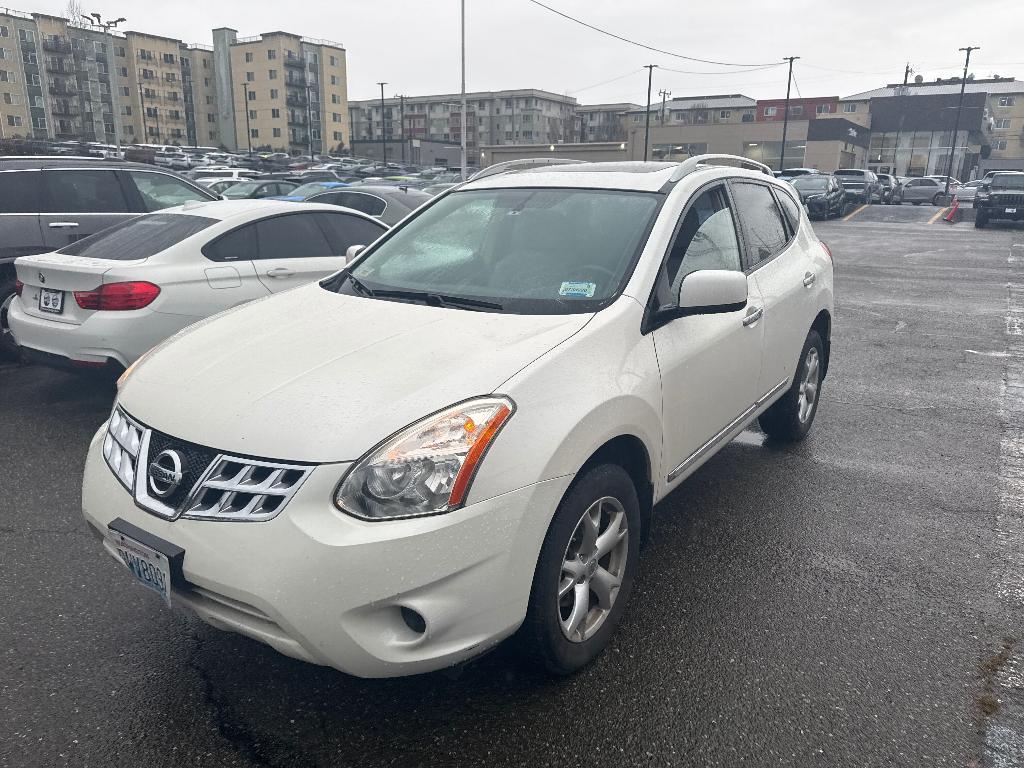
[{"left": 400, "top": 606, "right": 426, "bottom": 634}]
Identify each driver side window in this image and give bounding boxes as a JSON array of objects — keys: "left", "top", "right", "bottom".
[{"left": 656, "top": 186, "right": 742, "bottom": 307}]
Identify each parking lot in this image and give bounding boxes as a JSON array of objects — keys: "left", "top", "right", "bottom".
[{"left": 3, "top": 205, "right": 1023, "bottom": 767}]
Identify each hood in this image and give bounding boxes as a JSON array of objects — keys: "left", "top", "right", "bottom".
[{"left": 120, "top": 283, "right": 591, "bottom": 462}]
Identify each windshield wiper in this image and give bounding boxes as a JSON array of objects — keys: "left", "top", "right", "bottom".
[
  {"left": 368, "top": 287, "right": 504, "bottom": 311},
  {"left": 343, "top": 271, "right": 375, "bottom": 297}
]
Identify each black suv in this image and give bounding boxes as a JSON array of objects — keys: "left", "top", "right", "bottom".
[
  {"left": 975, "top": 172, "right": 1024, "bottom": 228},
  {"left": 0, "top": 157, "right": 216, "bottom": 356}
]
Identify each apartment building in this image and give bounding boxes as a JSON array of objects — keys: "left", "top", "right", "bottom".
[
  {"left": 213, "top": 28, "right": 347, "bottom": 155},
  {"left": 181, "top": 44, "right": 218, "bottom": 146},
  {"left": 576, "top": 103, "right": 639, "bottom": 143},
  {"left": 349, "top": 89, "right": 577, "bottom": 148}
]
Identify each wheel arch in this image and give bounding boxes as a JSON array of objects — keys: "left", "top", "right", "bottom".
[
  {"left": 811, "top": 308, "right": 831, "bottom": 380},
  {"left": 576, "top": 434, "right": 655, "bottom": 548}
]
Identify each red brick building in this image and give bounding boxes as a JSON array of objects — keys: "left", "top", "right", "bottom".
[{"left": 756, "top": 96, "right": 840, "bottom": 122}]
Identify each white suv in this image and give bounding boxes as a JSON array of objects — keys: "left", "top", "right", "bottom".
[{"left": 82, "top": 156, "right": 834, "bottom": 678}]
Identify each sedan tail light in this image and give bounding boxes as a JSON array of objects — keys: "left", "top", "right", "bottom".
[
  {"left": 74, "top": 281, "right": 161, "bottom": 311},
  {"left": 14, "top": 279, "right": 23, "bottom": 297}
]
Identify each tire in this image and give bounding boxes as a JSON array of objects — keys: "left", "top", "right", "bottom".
[
  {"left": 759, "top": 330, "right": 824, "bottom": 442},
  {"left": 0, "top": 270, "right": 19, "bottom": 362},
  {"left": 912, "top": 201, "right": 920, "bottom": 206},
  {"left": 975, "top": 214, "right": 987, "bottom": 229},
  {"left": 932, "top": 193, "right": 944, "bottom": 206},
  {"left": 520, "top": 463, "right": 641, "bottom": 675}
]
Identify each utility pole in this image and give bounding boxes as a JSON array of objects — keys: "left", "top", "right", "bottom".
[
  {"left": 903, "top": 62, "right": 913, "bottom": 85},
  {"left": 397, "top": 94, "right": 406, "bottom": 163},
  {"left": 658, "top": 89, "right": 671, "bottom": 125},
  {"left": 305, "top": 84, "right": 314, "bottom": 159},
  {"left": 643, "top": 64, "right": 656, "bottom": 161},
  {"left": 377, "top": 81, "right": 387, "bottom": 164},
  {"left": 945, "top": 46, "right": 979, "bottom": 199},
  {"left": 84, "top": 13, "right": 126, "bottom": 155},
  {"left": 241, "top": 81, "right": 252, "bottom": 155},
  {"left": 138, "top": 82, "right": 148, "bottom": 141},
  {"left": 779, "top": 55, "right": 800, "bottom": 172},
  {"left": 460, "top": 0, "right": 467, "bottom": 179}
]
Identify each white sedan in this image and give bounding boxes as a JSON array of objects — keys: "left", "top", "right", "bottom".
[{"left": 9, "top": 200, "right": 387, "bottom": 369}]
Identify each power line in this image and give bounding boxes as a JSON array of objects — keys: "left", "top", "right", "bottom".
[
  {"left": 568, "top": 68, "right": 645, "bottom": 95},
  {"left": 659, "top": 63, "right": 784, "bottom": 76},
  {"left": 524, "top": 0, "right": 779, "bottom": 67}
]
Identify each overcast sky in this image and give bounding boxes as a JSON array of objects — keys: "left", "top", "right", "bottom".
[{"left": 63, "top": 0, "right": 1024, "bottom": 104}]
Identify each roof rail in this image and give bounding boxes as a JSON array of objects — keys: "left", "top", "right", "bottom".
[
  {"left": 669, "top": 154, "right": 773, "bottom": 182},
  {"left": 469, "top": 157, "right": 586, "bottom": 181}
]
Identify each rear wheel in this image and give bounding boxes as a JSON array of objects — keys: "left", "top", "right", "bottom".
[
  {"left": 759, "top": 330, "right": 824, "bottom": 442},
  {"left": 520, "top": 463, "right": 641, "bottom": 675},
  {"left": 0, "top": 270, "right": 19, "bottom": 361},
  {"left": 975, "top": 213, "right": 987, "bottom": 229},
  {"left": 912, "top": 201, "right": 921, "bottom": 206},
  {"left": 932, "top": 193, "right": 944, "bottom": 206}
]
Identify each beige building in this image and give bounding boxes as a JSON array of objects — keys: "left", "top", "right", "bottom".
[{"left": 216, "top": 29, "right": 346, "bottom": 155}]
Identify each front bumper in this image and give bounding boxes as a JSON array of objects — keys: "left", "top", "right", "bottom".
[
  {"left": 82, "top": 425, "right": 572, "bottom": 677},
  {"left": 975, "top": 202, "right": 1024, "bottom": 220},
  {"left": 8, "top": 298, "right": 194, "bottom": 368}
]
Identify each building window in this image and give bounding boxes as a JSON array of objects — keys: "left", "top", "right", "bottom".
[
  {"left": 329, "top": 74, "right": 338, "bottom": 86},
  {"left": 162, "top": 53, "right": 175, "bottom": 64},
  {"left": 269, "top": 69, "right": 277, "bottom": 80},
  {"left": 141, "top": 69, "right": 154, "bottom": 80},
  {"left": 816, "top": 103, "right": 833, "bottom": 114},
  {"left": 0, "top": 25, "right": 8, "bottom": 38},
  {"left": 245, "top": 51, "right": 253, "bottom": 63},
  {"left": 332, "top": 112, "right": 341, "bottom": 122},
  {"left": 121, "top": 85, "right": 130, "bottom": 96},
  {"left": 994, "top": 118, "right": 1012, "bottom": 129},
  {"left": 21, "top": 51, "right": 36, "bottom": 64},
  {"left": 204, "top": 77, "right": 210, "bottom": 87},
  {"left": 164, "top": 72, "right": 177, "bottom": 82},
  {"left": 270, "top": 88, "right": 279, "bottom": 99},
  {"left": 116, "top": 46, "right": 125, "bottom": 57},
  {"left": 249, "top": 110, "right": 257, "bottom": 119},
  {"left": 273, "top": 127, "right": 281, "bottom": 137},
  {"left": 0, "top": 47, "right": 8, "bottom": 60},
  {"left": 147, "top": 126, "right": 158, "bottom": 136},
  {"left": 0, "top": 70, "right": 15, "bottom": 83},
  {"left": 250, "top": 128, "right": 259, "bottom": 138},
  {"left": 124, "top": 124, "right": 134, "bottom": 135},
  {"left": 789, "top": 105, "right": 803, "bottom": 116},
  {"left": 32, "top": 116, "right": 46, "bottom": 129},
  {"left": 267, "top": 49, "right": 276, "bottom": 60},
  {"left": 138, "top": 48, "right": 152, "bottom": 60},
  {"left": 207, "top": 113, "right": 215, "bottom": 122},
  {"left": 246, "top": 71, "right": 254, "bottom": 82},
  {"left": 146, "top": 107, "right": 158, "bottom": 118},
  {"left": 331, "top": 93, "right": 340, "bottom": 104},
  {"left": 998, "top": 96, "right": 1016, "bottom": 107},
  {"left": 248, "top": 90, "right": 256, "bottom": 100},
  {"left": 121, "top": 105, "right": 131, "bottom": 115},
  {"left": 995, "top": 139, "right": 1008, "bottom": 150},
  {"left": 209, "top": 130, "right": 216, "bottom": 139},
  {"left": 2, "top": 92, "right": 19, "bottom": 105},
  {"left": 271, "top": 108, "right": 280, "bottom": 118},
  {"left": 7, "top": 114, "right": 22, "bottom": 127},
  {"left": 764, "top": 106, "right": 777, "bottom": 117},
  {"left": 168, "top": 110, "right": 181, "bottom": 120},
  {"left": 333, "top": 131, "right": 343, "bottom": 140},
  {"left": 19, "top": 29, "right": 34, "bottom": 43},
  {"left": 720, "top": 110, "right": 731, "bottom": 119},
  {"left": 119, "top": 66, "right": 128, "bottom": 77}
]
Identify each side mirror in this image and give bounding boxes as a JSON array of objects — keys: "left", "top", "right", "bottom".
[
  {"left": 345, "top": 245, "right": 366, "bottom": 264},
  {"left": 676, "top": 270, "right": 748, "bottom": 315}
]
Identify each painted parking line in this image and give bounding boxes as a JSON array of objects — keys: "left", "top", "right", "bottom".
[
  {"left": 841, "top": 204, "right": 868, "bottom": 222},
  {"left": 928, "top": 207, "right": 950, "bottom": 224}
]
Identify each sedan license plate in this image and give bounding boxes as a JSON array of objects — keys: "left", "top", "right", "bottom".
[
  {"left": 1006, "top": 208, "right": 1018, "bottom": 214},
  {"left": 38, "top": 287, "right": 63, "bottom": 314},
  {"left": 110, "top": 531, "right": 172, "bottom": 607}
]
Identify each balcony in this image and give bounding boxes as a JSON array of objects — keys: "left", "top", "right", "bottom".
[
  {"left": 45, "top": 60, "right": 75, "bottom": 75},
  {"left": 286, "top": 94, "right": 307, "bottom": 108},
  {"left": 48, "top": 84, "right": 78, "bottom": 96},
  {"left": 285, "top": 74, "right": 307, "bottom": 87},
  {"left": 51, "top": 102, "right": 81, "bottom": 116},
  {"left": 42, "top": 38, "right": 72, "bottom": 54},
  {"left": 284, "top": 54, "right": 306, "bottom": 69},
  {"left": 287, "top": 114, "right": 307, "bottom": 126}
]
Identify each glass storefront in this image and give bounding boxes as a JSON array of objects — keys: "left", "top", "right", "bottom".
[
  {"left": 652, "top": 142, "right": 708, "bottom": 161},
  {"left": 868, "top": 129, "right": 973, "bottom": 178},
  {"left": 740, "top": 140, "right": 806, "bottom": 168}
]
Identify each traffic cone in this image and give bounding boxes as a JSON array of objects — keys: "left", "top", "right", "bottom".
[{"left": 944, "top": 197, "right": 960, "bottom": 223}]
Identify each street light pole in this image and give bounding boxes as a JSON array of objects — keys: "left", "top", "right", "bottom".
[
  {"left": 377, "top": 81, "right": 387, "bottom": 164},
  {"left": 398, "top": 94, "right": 406, "bottom": 163},
  {"left": 460, "top": 0, "right": 467, "bottom": 179},
  {"left": 779, "top": 55, "right": 800, "bottom": 172},
  {"left": 241, "top": 81, "right": 252, "bottom": 155},
  {"left": 138, "top": 82, "right": 148, "bottom": 140},
  {"left": 305, "top": 84, "right": 314, "bottom": 159},
  {"left": 945, "top": 46, "right": 979, "bottom": 199},
  {"left": 643, "top": 64, "right": 656, "bottom": 161}
]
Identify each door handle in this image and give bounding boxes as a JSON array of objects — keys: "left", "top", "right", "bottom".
[
  {"left": 265, "top": 267, "right": 294, "bottom": 278},
  {"left": 803, "top": 271, "right": 816, "bottom": 287},
  {"left": 48, "top": 221, "right": 79, "bottom": 229},
  {"left": 742, "top": 306, "right": 763, "bottom": 327}
]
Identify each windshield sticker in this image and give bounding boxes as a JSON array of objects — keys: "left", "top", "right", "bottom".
[{"left": 559, "top": 281, "right": 597, "bottom": 298}]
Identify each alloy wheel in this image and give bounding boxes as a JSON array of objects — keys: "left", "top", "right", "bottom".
[
  {"left": 558, "top": 496, "right": 629, "bottom": 643},
  {"left": 797, "top": 347, "right": 820, "bottom": 424}
]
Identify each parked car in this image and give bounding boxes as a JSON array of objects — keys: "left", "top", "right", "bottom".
[
  {"left": 953, "top": 179, "right": 985, "bottom": 203},
  {"left": 154, "top": 151, "right": 192, "bottom": 171},
  {"left": 273, "top": 180, "right": 351, "bottom": 201},
  {"left": 0, "top": 157, "right": 217, "bottom": 358},
  {"left": 198, "top": 179, "right": 245, "bottom": 196},
  {"left": 79, "top": 155, "right": 833, "bottom": 678},
  {"left": 875, "top": 173, "right": 899, "bottom": 204},
  {"left": 422, "top": 182, "right": 458, "bottom": 196},
  {"left": 221, "top": 179, "right": 299, "bottom": 199},
  {"left": 8, "top": 200, "right": 388, "bottom": 369},
  {"left": 305, "top": 185, "right": 433, "bottom": 225},
  {"left": 777, "top": 168, "right": 821, "bottom": 181},
  {"left": 789, "top": 174, "right": 846, "bottom": 219},
  {"left": 190, "top": 168, "right": 260, "bottom": 182},
  {"left": 974, "top": 171, "right": 1024, "bottom": 228},
  {"left": 893, "top": 176, "right": 949, "bottom": 206},
  {"left": 833, "top": 169, "right": 881, "bottom": 203}
]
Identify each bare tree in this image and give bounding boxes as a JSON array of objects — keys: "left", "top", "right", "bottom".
[{"left": 63, "top": 0, "right": 86, "bottom": 24}]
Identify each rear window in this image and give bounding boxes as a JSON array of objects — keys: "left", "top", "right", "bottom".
[
  {"left": 833, "top": 170, "right": 863, "bottom": 177},
  {"left": 58, "top": 213, "right": 218, "bottom": 260}
]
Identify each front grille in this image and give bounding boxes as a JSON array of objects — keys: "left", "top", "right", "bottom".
[
  {"left": 102, "top": 405, "right": 313, "bottom": 523},
  {"left": 992, "top": 193, "right": 1024, "bottom": 206}
]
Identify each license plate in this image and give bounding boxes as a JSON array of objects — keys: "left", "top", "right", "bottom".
[
  {"left": 38, "top": 287, "right": 63, "bottom": 314},
  {"left": 1006, "top": 208, "right": 1018, "bottom": 214},
  {"left": 110, "top": 531, "right": 172, "bottom": 607}
]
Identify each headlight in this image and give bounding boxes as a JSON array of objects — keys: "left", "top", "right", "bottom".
[{"left": 334, "top": 396, "right": 515, "bottom": 521}]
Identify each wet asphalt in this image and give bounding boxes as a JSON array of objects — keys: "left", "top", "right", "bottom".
[{"left": 2, "top": 205, "right": 1023, "bottom": 767}]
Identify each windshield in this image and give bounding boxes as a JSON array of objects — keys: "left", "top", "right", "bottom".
[
  {"left": 338, "top": 188, "right": 662, "bottom": 314},
  {"left": 58, "top": 214, "right": 217, "bottom": 260},
  {"left": 991, "top": 175, "right": 1024, "bottom": 191},
  {"left": 792, "top": 177, "right": 829, "bottom": 192},
  {"left": 291, "top": 182, "right": 339, "bottom": 198},
  {"left": 222, "top": 181, "right": 262, "bottom": 198}
]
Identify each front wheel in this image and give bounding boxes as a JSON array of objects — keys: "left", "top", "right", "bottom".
[
  {"left": 759, "top": 330, "right": 824, "bottom": 442},
  {"left": 932, "top": 193, "right": 944, "bottom": 206},
  {"left": 975, "top": 214, "right": 987, "bottom": 229},
  {"left": 520, "top": 463, "right": 641, "bottom": 675}
]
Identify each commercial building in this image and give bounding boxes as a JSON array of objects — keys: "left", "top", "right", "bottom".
[
  {"left": 348, "top": 89, "right": 577, "bottom": 149},
  {"left": 0, "top": 8, "right": 347, "bottom": 154}
]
